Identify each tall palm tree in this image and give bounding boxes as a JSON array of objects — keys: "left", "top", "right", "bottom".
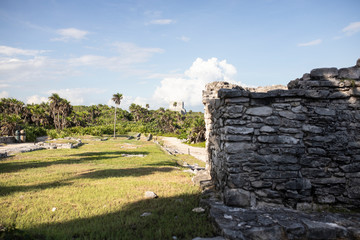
[
  {"left": 48, "top": 93, "right": 61, "bottom": 130},
  {"left": 112, "top": 93, "right": 123, "bottom": 138}
]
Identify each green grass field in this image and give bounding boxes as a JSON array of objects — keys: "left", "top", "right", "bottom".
[{"left": 0, "top": 137, "right": 215, "bottom": 240}]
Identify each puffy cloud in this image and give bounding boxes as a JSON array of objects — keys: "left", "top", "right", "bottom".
[
  {"left": 297, "top": 39, "right": 322, "bottom": 47},
  {"left": 52, "top": 28, "right": 89, "bottom": 42},
  {"left": 0, "top": 91, "right": 9, "bottom": 98},
  {"left": 153, "top": 57, "right": 239, "bottom": 107},
  {"left": 26, "top": 95, "right": 48, "bottom": 104},
  {"left": 342, "top": 22, "right": 360, "bottom": 36}
]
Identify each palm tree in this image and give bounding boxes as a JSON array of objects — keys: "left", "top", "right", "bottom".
[
  {"left": 112, "top": 93, "right": 123, "bottom": 138},
  {"left": 48, "top": 93, "right": 61, "bottom": 130}
]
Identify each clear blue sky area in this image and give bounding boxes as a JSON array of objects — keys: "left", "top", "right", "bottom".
[{"left": 1, "top": 0, "right": 359, "bottom": 111}]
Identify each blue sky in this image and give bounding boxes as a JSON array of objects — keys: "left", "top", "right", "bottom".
[{"left": 0, "top": 0, "right": 359, "bottom": 111}]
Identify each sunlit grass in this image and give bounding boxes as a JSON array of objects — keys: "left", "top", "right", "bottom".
[{"left": 0, "top": 137, "right": 215, "bottom": 239}]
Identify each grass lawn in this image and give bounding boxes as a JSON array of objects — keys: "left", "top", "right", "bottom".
[{"left": 0, "top": 137, "right": 216, "bottom": 240}]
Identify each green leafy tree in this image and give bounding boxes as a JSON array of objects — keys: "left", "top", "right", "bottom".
[{"left": 112, "top": 93, "right": 123, "bottom": 138}]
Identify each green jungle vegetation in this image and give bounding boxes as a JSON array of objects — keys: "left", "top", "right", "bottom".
[
  {"left": 0, "top": 137, "right": 215, "bottom": 239},
  {"left": 0, "top": 94, "right": 205, "bottom": 144}
]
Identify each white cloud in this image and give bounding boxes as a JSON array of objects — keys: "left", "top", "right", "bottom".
[
  {"left": 179, "top": 36, "right": 190, "bottom": 42},
  {"left": 68, "top": 42, "right": 164, "bottom": 69},
  {"left": 298, "top": 39, "right": 322, "bottom": 47},
  {"left": 26, "top": 95, "right": 48, "bottom": 104},
  {"left": 147, "top": 19, "right": 175, "bottom": 25},
  {"left": 153, "top": 57, "right": 239, "bottom": 107},
  {"left": 52, "top": 28, "right": 89, "bottom": 42},
  {"left": 0, "top": 45, "right": 46, "bottom": 56},
  {"left": 342, "top": 22, "right": 360, "bottom": 36},
  {"left": 0, "top": 91, "right": 9, "bottom": 98},
  {"left": 47, "top": 88, "right": 106, "bottom": 105}
]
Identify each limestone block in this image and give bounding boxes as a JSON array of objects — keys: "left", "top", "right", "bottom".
[
  {"left": 314, "top": 107, "right": 336, "bottom": 116},
  {"left": 259, "top": 126, "right": 276, "bottom": 133},
  {"left": 224, "top": 142, "right": 256, "bottom": 153},
  {"left": 257, "top": 135, "right": 299, "bottom": 144},
  {"left": 305, "top": 90, "right": 330, "bottom": 98},
  {"left": 264, "top": 116, "right": 281, "bottom": 125},
  {"left": 302, "top": 124, "right": 323, "bottom": 134},
  {"left": 338, "top": 67, "right": 360, "bottom": 79},
  {"left": 224, "top": 188, "right": 251, "bottom": 207},
  {"left": 310, "top": 68, "right": 338, "bottom": 79},
  {"left": 285, "top": 178, "right": 312, "bottom": 190},
  {"left": 279, "top": 111, "right": 306, "bottom": 120},
  {"left": 246, "top": 106, "right": 273, "bottom": 116},
  {"left": 224, "top": 126, "right": 254, "bottom": 135},
  {"left": 261, "top": 171, "right": 298, "bottom": 179}
]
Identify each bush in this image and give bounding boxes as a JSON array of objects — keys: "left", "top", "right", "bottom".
[{"left": 24, "top": 126, "right": 47, "bottom": 142}]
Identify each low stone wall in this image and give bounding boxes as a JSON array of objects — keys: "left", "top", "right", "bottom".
[
  {"left": 203, "top": 59, "right": 360, "bottom": 210},
  {"left": 0, "top": 136, "right": 15, "bottom": 144}
]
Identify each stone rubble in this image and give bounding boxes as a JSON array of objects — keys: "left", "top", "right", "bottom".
[{"left": 0, "top": 137, "right": 83, "bottom": 157}]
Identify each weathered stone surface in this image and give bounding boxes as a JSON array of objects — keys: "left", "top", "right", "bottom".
[
  {"left": 224, "top": 126, "right": 254, "bottom": 135},
  {"left": 310, "top": 68, "right": 338, "bottom": 79},
  {"left": 315, "top": 107, "right": 336, "bottom": 116},
  {"left": 246, "top": 107, "right": 273, "bottom": 116},
  {"left": 279, "top": 110, "right": 305, "bottom": 120},
  {"left": 224, "top": 142, "right": 256, "bottom": 153},
  {"left": 257, "top": 135, "right": 299, "bottom": 144},
  {"left": 302, "top": 124, "right": 323, "bottom": 133},
  {"left": 259, "top": 126, "right": 276, "bottom": 133},
  {"left": 338, "top": 67, "right": 360, "bottom": 79},
  {"left": 203, "top": 60, "right": 360, "bottom": 211},
  {"left": 144, "top": 191, "right": 158, "bottom": 199},
  {"left": 302, "top": 219, "right": 347, "bottom": 240},
  {"left": 224, "top": 188, "right": 251, "bottom": 207},
  {"left": 264, "top": 116, "right": 281, "bottom": 125}
]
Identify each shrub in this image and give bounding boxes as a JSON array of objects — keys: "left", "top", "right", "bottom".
[{"left": 24, "top": 126, "right": 47, "bottom": 142}]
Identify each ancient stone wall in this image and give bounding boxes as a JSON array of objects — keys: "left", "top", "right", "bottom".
[
  {"left": 203, "top": 59, "right": 360, "bottom": 210},
  {"left": 0, "top": 136, "right": 15, "bottom": 144}
]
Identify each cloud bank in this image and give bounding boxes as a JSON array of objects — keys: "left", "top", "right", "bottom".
[{"left": 153, "top": 57, "right": 239, "bottom": 107}]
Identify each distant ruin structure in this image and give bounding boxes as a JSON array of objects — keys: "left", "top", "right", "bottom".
[
  {"left": 169, "top": 101, "right": 186, "bottom": 114},
  {"left": 203, "top": 59, "right": 360, "bottom": 210}
]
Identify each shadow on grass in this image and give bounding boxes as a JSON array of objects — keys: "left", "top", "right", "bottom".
[
  {"left": 0, "top": 167, "right": 176, "bottom": 196},
  {"left": 0, "top": 151, "right": 150, "bottom": 174},
  {"left": 70, "top": 151, "right": 149, "bottom": 158},
  {"left": 0, "top": 181, "right": 72, "bottom": 197},
  {"left": 76, "top": 167, "right": 175, "bottom": 179},
  {"left": 24, "top": 194, "right": 217, "bottom": 240}
]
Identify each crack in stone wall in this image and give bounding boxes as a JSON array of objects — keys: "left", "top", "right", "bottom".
[{"left": 202, "top": 59, "right": 360, "bottom": 210}]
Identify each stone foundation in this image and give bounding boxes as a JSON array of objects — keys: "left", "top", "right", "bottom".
[{"left": 203, "top": 59, "right": 360, "bottom": 210}]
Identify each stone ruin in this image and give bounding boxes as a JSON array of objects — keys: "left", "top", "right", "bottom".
[
  {"left": 169, "top": 101, "right": 187, "bottom": 114},
  {"left": 203, "top": 59, "right": 360, "bottom": 211}
]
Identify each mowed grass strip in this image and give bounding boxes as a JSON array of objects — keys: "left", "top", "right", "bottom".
[{"left": 0, "top": 137, "right": 216, "bottom": 240}]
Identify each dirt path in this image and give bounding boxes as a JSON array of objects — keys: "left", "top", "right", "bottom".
[{"left": 160, "top": 137, "right": 207, "bottom": 162}]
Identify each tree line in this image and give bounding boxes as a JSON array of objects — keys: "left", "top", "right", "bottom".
[{"left": 0, "top": 93, "right": 205, "bottom": 143}]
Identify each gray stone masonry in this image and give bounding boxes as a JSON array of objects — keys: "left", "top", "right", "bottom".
[{"left": 203, "top": 59, "right": 360, "bottom": 210}]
